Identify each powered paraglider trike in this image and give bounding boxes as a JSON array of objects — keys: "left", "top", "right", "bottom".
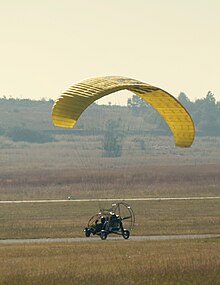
[{"left": 84, "top": 202, "right": 135, "bottom": 240}]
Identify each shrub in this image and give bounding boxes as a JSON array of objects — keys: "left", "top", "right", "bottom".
[{"left": 6, "top": 127, "right": 54, "bottom": 143}]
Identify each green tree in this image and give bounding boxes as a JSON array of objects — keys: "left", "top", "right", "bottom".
[
  {"left": 193, "top": 91, "right": 220, "bottom": 135},
  {"left": 178, "top": 92, "right": 193, "bottom": 113},
  {"left": 6, "top": 127, "right": 54, "bottom": 143},
  {"left": 127, "top": 95, "right": 149, "bottom": 116},
  {"left": 103, "top": 119, "right": 123, "bottom": 157}
]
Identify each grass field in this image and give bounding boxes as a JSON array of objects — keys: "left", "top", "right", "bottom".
[
  {"left": 1, "top": 199, "right": 220, "bottom": 239},
  {"left": 0, "top": 135, "right": 220, "bottom": 201},
  {"left": 1, "top": 239, "right": 220, "bottom": 285},
  {"left": 0, "top": 135, "right": 220, "bottom": 284}
]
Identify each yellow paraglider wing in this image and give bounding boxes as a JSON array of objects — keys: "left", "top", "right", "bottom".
[{"left": 52, "top": 76, "right": 195, "bottom": 147}]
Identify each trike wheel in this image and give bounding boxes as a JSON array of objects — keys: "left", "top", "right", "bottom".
[
  {"left": 100, "top": 231, "right": 107, "bottom": 240},
  {"left": 85, "top": 228, "right": 91, "bottom": 237},
  {"left": 122, "top": 230, "right": 130, "bottom": 239}
]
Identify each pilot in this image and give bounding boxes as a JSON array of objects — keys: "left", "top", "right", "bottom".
[{"left": 101, "top": 216, "right": 106, "bottom": 225}]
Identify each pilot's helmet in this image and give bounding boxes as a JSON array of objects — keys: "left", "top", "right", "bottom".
[{"left": 101, "top": 216, "right": 106, "bottom": 223}]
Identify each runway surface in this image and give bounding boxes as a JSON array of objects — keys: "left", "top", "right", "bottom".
[
  {"left": 1, "top": 197, "right": 219, "bottom": 244},
  {"left": 1, "top": 234, "right": 220, "bottom": 244},
  {"left": 1, "top": 196, "right": 220, "bottom": 204}
]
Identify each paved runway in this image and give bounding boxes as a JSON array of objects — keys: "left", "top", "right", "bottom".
[
  {"left": 1, "top": 234, "right": 220, "bottom": 244},
  {"left": 1, "top": 196, "right": 220, "bottom": 204},
  {"left": 1, "top": 197, "right": 219, "bottom": 244}
]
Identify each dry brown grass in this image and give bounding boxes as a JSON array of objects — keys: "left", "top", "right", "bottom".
[
  {"left": 1, "top": 102, "right": 220, "bottom": 284},
  {"left": 1, "top": 239, "right": 220, "bottom": 285},
  {"left": 0, "top": 136, "right": 220, "bottom": 239},
  {"left": 0, "top": 163, "right": 219, "bottom": 200},
  {"left": 1, "top": 199, "right": 220, "bottom": 239},
  {"left": 0, "top": 135, "right": 220, "bottom": 200},
  {"left": 0, "top": 135, "right": 220, "bottom": 239}
]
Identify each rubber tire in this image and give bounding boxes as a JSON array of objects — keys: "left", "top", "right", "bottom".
[
  {"left": 122, "top": 230, "right": 130, "bottom": 239},
  {"left": 85, "top": 229, "right": 91, "bottom": 237},
  {"left": 100, "top": 231, "right": 107, "bottom": 240}
]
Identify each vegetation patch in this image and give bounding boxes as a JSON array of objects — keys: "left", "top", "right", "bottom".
[
  {"left": 0, "top": 239, "right": 220, "bottom": 285},
  {"left": 6, "top": 127, "right": 54, "bottom": 143}
]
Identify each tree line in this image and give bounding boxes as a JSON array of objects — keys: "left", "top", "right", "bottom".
[
  {"left": 127, "top": 91, "right": 220, "bottom": 136},
  {"left": 0, "top": 92, "right": 219, "bottom": 150}
]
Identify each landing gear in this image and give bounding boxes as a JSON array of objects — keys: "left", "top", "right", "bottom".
[
  {"left": 84, "top": 202, "right": 135, "bottom": 240},
  {"left": 122, "top": 230, "right": 130, "bottom": 239},
  {"left": 100, "top": 230, "right": 107, "bottom": 240}
]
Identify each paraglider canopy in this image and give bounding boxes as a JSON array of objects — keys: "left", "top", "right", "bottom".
[{"left": 52, "top": 76, "right": 195, "bottom": 147}]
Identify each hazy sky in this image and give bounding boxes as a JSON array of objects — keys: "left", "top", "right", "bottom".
[{"left": 0, "top": 0, "right": 219, "bottom": 104}]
